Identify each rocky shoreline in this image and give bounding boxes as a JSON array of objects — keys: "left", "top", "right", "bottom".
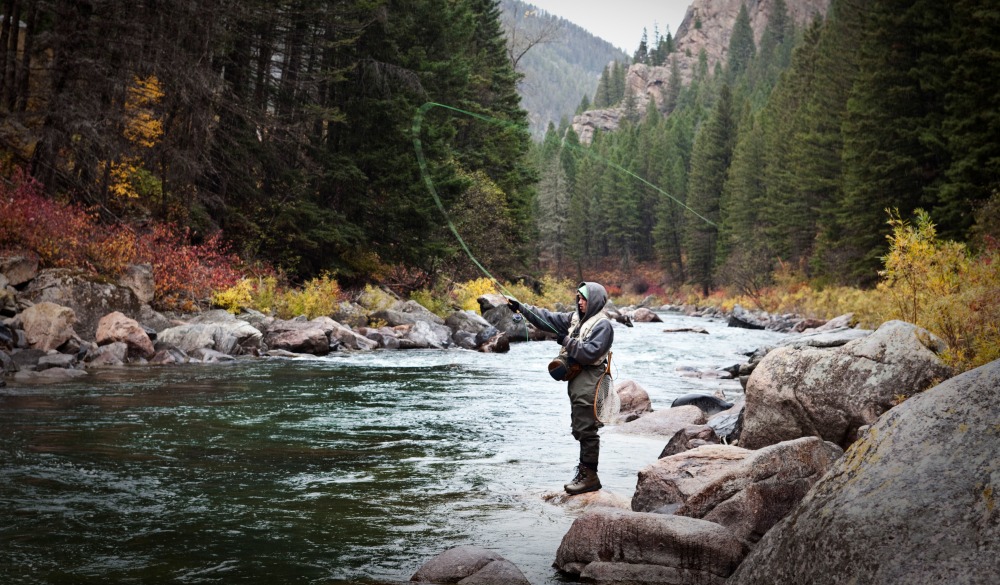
[{"left": 4, "top": 258, "right": 996, "bottom": 584}]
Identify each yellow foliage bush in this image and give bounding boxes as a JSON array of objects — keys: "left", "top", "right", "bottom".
[
  {"left": 276, "top": 274, "right": 342, "bottom": 319},
  {"left": 411, "top": 288, "right": 453, "bottom": 318},
  {"left": 451, "top": 277, "right": 499, "bottom": 312},
  {"left": 212, "top": 279, "right": 255, "bottom": 314}
]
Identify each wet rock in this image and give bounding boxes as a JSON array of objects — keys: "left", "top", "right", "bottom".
[
  {"left": 633, "top": 444, "right": 752, "bottom": 514},
  {"left": 630, "top": 307, "right": 662, "bottom": 322},
  {"left": 543, "top": 489, "right": 631, "bottom": 511},
  {"left": 86, "top": 342, "right": 128, "bottom": 366},
  {"left": 36, "top": 353, "right": 77, "bottom": 371},
  {"left": 476, "top": 332, "right": 509, "bottom": 353},
  {"left": 728, "top": 305, "right": 766, "bottom": 330},
  {"left": 266, "top": 327, "right": 329, "bottom": 355},
  {"left": 13, "top": 367, "right": 88, "bottom": 383},
  {"left": 451, "top": 330, "right": 477, "bottom": 350},
  {"left": 611, "top": 405, "right": 705, "bottom": 436},
  {"left": 411, "top": 545, "right": 529, "bottom": 585},
  {"left": 554, "top": 508, "right": 746, "bottom": 582},
  {"left": 190, "top": 347, "right": 236, "bottom": 363}
]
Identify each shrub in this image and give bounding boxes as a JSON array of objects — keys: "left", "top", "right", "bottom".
[
  {"left": 411, "top": 288, "right": 453, "bottom": 318},
  {"left": 276, "top": 274, "right": 342, "bottom": 319},
  {"left": 451, "top": 277, "right": 500, "bottom": 312}
]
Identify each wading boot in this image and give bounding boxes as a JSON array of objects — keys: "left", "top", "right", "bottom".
[{"left": 564, "top": 465, "right": 601, "bottom": 495}]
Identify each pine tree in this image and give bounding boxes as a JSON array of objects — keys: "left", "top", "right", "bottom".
[
  {"left": 686, "top": 83, "right": 737, "bottom": 295},
  {"left": 726, "top": 3, "right": 756, "bottom": 79}
]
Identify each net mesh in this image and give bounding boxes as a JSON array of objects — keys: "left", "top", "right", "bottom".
[{"left": 594, "top": 354, "right": 620, "bottom": 424}]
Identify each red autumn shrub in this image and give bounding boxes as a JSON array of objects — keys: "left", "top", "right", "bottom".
[{"left": 1, "top": 169, "right": 245, "bottom": 311}]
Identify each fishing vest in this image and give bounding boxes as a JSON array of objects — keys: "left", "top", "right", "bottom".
[{"left": 560, "top": 310, "right": 611, "bottom": 365}]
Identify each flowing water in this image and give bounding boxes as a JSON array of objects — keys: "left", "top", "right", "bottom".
[{"left": 1, "top": 313, "right": 786, "bottom": 584}]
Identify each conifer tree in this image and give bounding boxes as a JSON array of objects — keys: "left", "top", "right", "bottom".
[{"left": 686, "top": 83, "right": 736, "bottom": 295}]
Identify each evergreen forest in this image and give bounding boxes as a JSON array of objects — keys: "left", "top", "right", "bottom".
[
  {"left": 535, "top": 0, "right": 999, "bottom": 294},
  {"left": 0, "top": 0, "right": 997, "bottom": 302}
]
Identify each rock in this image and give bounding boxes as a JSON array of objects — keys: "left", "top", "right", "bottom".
[
  {"left": 86, "top": 342, "right": 129, "bottom": 366},
  {"left": 476, "top": 332, "right": 509, "bottom": 353},
  {"left": 663, "top": 326, "right": 709, "bottom": 334},
  {"left": 266, "top": 327, "right": 329, "bottom": 355},
  {"left": 671, "top": 393, "right": 734, "bottom": 416},
  {"left": 631, "top": 307, "right": 663, "bottom": 322},
  {"left": 398, "top": 320, "right": 452, "bottom": 349},
  {"left": 331, "top": 301, "right": 368, "bottom": 329},
  {"left": 96, "top": 312, "right": 156, "bottom": 358},
  {"left": 411, "top": 545, "right": 529, "bottom": 585},
  {"left": 445, "top": 310, "right": 492, "bottom": 335},
  {"left": 659, "top": 424, "right": 720, "bottom": 458},
  {"left": 189, "top": 310, "right": 265, "bottom": 353},
  {"left": 22, "top": 269, "right": 142, "bottom": 340},
  {"left": 543, "top": 489, "right": 631, "bottom": 511},
  {"left": 674, "top": 437, "right": 844, "bottom": 545},
  {"left": 480, "top": 301, "right": 533, "bottom": 342},
  {"left": 475, "top": 293, "right": 508, "bottom": 313},
  {"left": 10, "top": 348, "right": 46, "bottom": 369},
  {"left": 190, "top": 347, "right": 236, "bottom": 363},
  {"left": 150, "top": 348, "right": 188, "bottom": 365},
  {"left": 778, "top": 327, "right": 872, "bottom": 349},
  {"left": 36, "top": 353, "right": 77, "bottom": 371},
  {"left": 13, "top": 368, "right": 88, "bottom": 383},
  {"left": 611, "top": 405, "right": 705, "bottom": 436},
  {"left": 633, "top": 444, "right": 752, "bottom": 514},
  {"left": 0, "top": 349, "right": 17, "bottom": 374},
  {"left": 615, "top": 380, "right": 653, "bottom": 419},
  {"left": 554, "top": 508, "right": 746, "bottom": 582},
  {"left": 0, "top": 254, "right": 39, "bottom": 286},
  {"left": 331, "top": 322, "right": 378, "bottom": 351},
  {"left": 451, "top": 330, "right": 478, "bottom": 350},
  {"left": 0, "top": 322, "right": 15, "bottom": 350},
  {"left": 791, "top": 318, "right": 827, "bottom": 332},
  {"left": 118, "top": 263, "right": 155, "bottom": 305},
  {"left": 728, "top": 359, "right": 1000, "bottom": 585},
  {"left": 740, "top": 320, "right": 953, "bottom": 450},
  {"left": 371, "top": 300, "right": 445, "bottom": 327},
  {"left": 706, "top": 397, "right": 744, "bottom": 443},
  {"left": 728, "top": 305, "right": 767, "bottom": 329},
  {"left": 21, "top": 302, "right": 77, "bottom": 351},
  {"left": 138, "top": 304, "right": 175, "bottom": 333},
  {"left": 159, "top": 311, "right": 263, "bottom": 356}
]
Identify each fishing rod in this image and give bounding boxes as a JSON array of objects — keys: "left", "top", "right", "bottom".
[{"left": 410, "top": 101, "right": 717, "bottom": 332}]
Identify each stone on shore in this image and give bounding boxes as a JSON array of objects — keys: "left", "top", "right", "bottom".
[
  {"left": 411, "top": 545, "right": 529, "bottom": 585},
  {"left": 610, "top": 404, "right": 705, "bottom": 436},
  {"left": 21, "top": 302, "right": 77, "bottom": 351},
  {"left": 96, "top": 311, "right": 156, "bottom": 358}
]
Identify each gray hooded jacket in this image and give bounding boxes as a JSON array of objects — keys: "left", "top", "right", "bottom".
[{"left": 518, "top": 281, "right": 614, "bottom": 366}]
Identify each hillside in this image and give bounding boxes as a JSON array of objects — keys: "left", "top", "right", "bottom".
[{"left": 500, "top": 0, "right": 628, "bottom": 138}]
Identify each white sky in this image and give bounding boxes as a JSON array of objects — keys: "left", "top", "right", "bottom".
[{"left": 525, "top": 0, "right": 694, "bottom": 53}]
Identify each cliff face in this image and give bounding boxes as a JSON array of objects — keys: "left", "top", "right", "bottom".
[{"left": 572, "top": 0, "right": 830, "bottom": 143}]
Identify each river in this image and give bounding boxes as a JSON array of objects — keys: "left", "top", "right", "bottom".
[{"left": 0, "top": 312, "right": 786, "bottom": 584}]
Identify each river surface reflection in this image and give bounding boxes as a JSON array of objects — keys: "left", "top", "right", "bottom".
[{"left": 0, "top": 312, "right": 785, "bottom": 584}]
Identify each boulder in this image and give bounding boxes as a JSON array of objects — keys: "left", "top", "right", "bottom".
[
  {"left": 10, "top": 348, "right": 46, "bottom": 369},
  {"left": 554, "top": 508, "right": 746, "bottom": 583},
  {"left": 614, "top": 380, "right": 653, "bottom": 420},
  {"left": 445, "top": 310, "right": 493, "bottom": 335},
  {"left": 611, "top": 404, "right": 705, "bottom": 436},
  {"left": 328, "top": 321, "right": 378, "bottom": 351},
  {"left": 0, "top": 322, "right": 15, "bottom": 350},
  {"left": 0, "top": 254, "right": 39, "bottom": 286},
  {"left": 411, "top": 545, "right": 529, "bottom": 585},
  {"left": 452, "top": 330, "right": 478, "bottom": 350},
  {"left": 21, "top": 302, "right": 77, "bottom": 351},
  {"left": 13, "top": 367, "right": 88, "bottom": 383},
  {"left": 728, "top": 305, "right": 766, "bottom": 329},
  {"left": 481, "top": 302, "right": 533, "bottom": 342},
  {"left": 543, "top": 489, "right": 631, "bottom": 511},
  {"left": 476, "top": 332, "right": 509, "bottom": 353},
  {"left": 36, "top": 353, "right": 78, "bottom": 371},
  {"left": 658, "top": 424, "right": 720, "bottom": 458},
  {"left": 189, "top": 347, "right": 236, "bottom": 363},
  {"left": 22, "top": 269, "right": 142, "bottom": 340},
  {"left": 633, "top": 444, "right": 752, "bottom": 514},
  {"left": 266, "top": 327, "right": 329, "bottom": 355},
  {"left": 159, "top": 311, "right": 264, "bottom": 355},
  {"left": 631, "top": 307, "right": 663, "bottom": 322},
  {"left": 0, "top": 349, "right": 16, "bottom": 374},
  {"left": 371, "top": 300, "right": 444, "bottom": 327},
  {"left": 117, "top": 263, "right": 155, "bottom": 305},
  {"left": 331, "top": 301, "right": 368, "bottom": 329},
  {"left": 189, "top": 310, "right": 264, "bottom": 352},
  {"left": 706, "top": 397, "right": 744, "bottom": 443},
  {"left": 398, "top": 320, "right": 452, "bottom": 349},
  {"left": 674, "top": 437, "right": 843, "bottom": 545},
  {"left": 86, "top": 342, "right": 129, "bottom": 366},
  {"left": 740, "top": 320, "right": 953, "bottom": 449},
  {"left": 96, "top": 312, "right": 155, "bottom": 358},
  {"left": 728, "top": 359, "right": 1000, "bottom": 585}
]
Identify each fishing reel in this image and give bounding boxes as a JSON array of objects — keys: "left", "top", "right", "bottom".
[{"left": 511, "top": 312, "right": 523, "bottom": 323}]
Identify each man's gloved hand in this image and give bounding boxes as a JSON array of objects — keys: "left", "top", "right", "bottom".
[
  {"left": 506, "top": 297, "right": 520, "bottom": 312},
  {"left": 556, "top": 333, "right": 567, "bottom": 345}
]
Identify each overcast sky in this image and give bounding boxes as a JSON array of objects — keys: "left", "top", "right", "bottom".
[{"left": 524, "top": 0, "right": 693, "bottom": 53}]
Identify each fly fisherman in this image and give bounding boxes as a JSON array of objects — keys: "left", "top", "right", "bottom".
[{"left": 506, "top": 282, "right": 614, "bottom": 495}]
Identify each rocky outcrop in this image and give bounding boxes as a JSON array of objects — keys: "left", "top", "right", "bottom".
[
  {"left": 411, "top": 545, "right": 530, "bottom": 585},
  {"left": 554, "top": 508, "right": 747, "bottom": 584},
  {"left": 611, "top": 404, "right": 705, "bottom": 436},
  {"left": 740, "top": 320, "right": 952, "bottom": 449},
  {"left": 22, "top": 269, "right": 142, "bottom": 340},
  {"left": 573, "top": 0, "right": 831, "bottom": 141},
  {"left": 728, "top": 358, "right": 1000, "bottom": 585}
]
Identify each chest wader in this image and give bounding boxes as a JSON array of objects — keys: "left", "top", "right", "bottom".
[{"left": 563, "top": 311, "right": 610, "bottom": 473}]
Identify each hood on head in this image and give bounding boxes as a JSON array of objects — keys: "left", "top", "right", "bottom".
[{"left": 577, "top": 281, "right": 608, "bottom": 322}]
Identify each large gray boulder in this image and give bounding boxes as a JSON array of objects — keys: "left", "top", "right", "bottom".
[
  {"left": 554, "top": 508, "right": 747, "bottom": 584},
  {"left": 610, "top": 404, "right": 705, "bottom": 436},
  {"left": 158, "top": 312, "right": 263, "bottom": 356},
  {"left": 740, "top": 320, "right": 953, "bottom": 449},
  {"left": 633, "top": 444, "right": 752, "bottom": 514},
  {"left": 729, "top": 359, "right": 1000, "bottom": 585}
]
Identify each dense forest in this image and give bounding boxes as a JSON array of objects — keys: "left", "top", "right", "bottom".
[
  {"left": 536, "top": 0, "right": 999, "bottom": 292},
  {"left": 1, "top": 0, "right": 997, "bottom": 301},
  {"left": 0, "top": 0, "right": 535, "bottom": 287}
]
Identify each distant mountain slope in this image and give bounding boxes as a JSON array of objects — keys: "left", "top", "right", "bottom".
[{"left": 500, "top": 0, "right": 628, "bottom": 139}]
